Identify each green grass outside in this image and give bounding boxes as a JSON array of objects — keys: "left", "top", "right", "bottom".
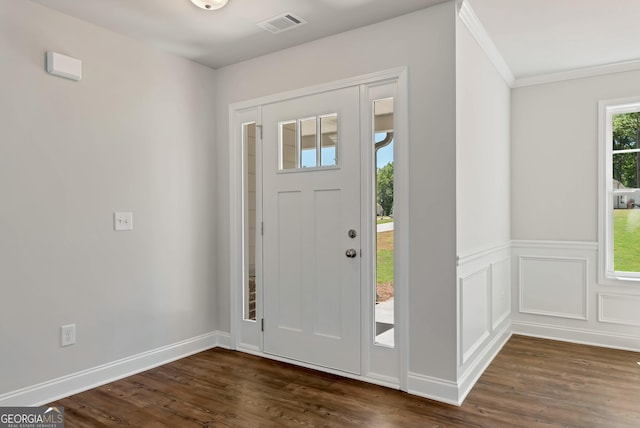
[
  {"left": 377, "top": 249, "right": 394, "bottom": 284},
  {"left": 377, "top": 217, "right": 394, "bottom": 225},
  {"left": 377, "top": 231, "right": 394, "bottom": 284},
  {"left": 613, "top": 209, "right": 640, "bottom": 272}
]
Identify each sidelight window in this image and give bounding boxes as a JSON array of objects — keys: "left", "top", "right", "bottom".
[
  {"left": 243, "top": 122, "right": 257, "bottom": 321},
  {"left": 373, "top": 97, "right": 395, "bottom": 347}
]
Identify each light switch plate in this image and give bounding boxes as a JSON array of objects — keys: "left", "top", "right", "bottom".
[{"left": 114, "top": 212, "right": 133, "bottom": 231}]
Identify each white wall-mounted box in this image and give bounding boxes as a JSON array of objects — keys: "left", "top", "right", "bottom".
[
  {"left": 114, "top": 212, "right": 133, "bottom": 231},
  {"left": 46, "top": 51, "right": 82, "bottom": 81}
]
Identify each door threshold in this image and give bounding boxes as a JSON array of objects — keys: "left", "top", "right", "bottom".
[{"left": 235, "top": 345, "right": 401, "bottom": 390}]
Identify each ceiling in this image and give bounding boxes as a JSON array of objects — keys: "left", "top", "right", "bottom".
[
  {"left": 30, "top": 0, "right": 640, "bottom": 78},
  {"left": 30, "top": 0, "right": 446, "bottom": 69},
  {"left": 468, "top": 0, "right": 640, "bottom": 79}
]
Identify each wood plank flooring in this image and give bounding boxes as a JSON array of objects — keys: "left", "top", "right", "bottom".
[{"left": 51, "top": 335, "right": 640, "bottom": 427}]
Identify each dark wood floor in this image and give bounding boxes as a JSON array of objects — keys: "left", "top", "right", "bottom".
[{"left": 51, "top": 335, "right": 640, "bottom": 427}]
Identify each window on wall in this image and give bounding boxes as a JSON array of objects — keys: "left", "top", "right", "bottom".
[
  {"left": 243, "top": 122, "right": 257, "bottom": 321},
  {"left": 600, "top": 98, "right": 640, "bottom": 281},
  {"left": 373, "top": 97, "right": 395, "bottom": 347}
]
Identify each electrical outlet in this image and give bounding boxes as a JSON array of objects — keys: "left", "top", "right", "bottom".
[
  {"left": 114, "top": 212, "right": 133, "bottom": 231},
  {"left": 60, "top": 324, "right": 76, "bottom": 347}
]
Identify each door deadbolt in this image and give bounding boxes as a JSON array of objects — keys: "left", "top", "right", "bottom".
[
  {"left": 348, "top": 229, "right": 357, "bottom": 239},
  {"left": 345, "top": 248, "right": 357, "bottom": 258}
]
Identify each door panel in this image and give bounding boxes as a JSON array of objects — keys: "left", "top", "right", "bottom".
[
  {"left": 262, "top": 86, "right": 361, "bottom": 374},
  {"left": 276, "top": 190, "right": 303, "bottom": 332}
]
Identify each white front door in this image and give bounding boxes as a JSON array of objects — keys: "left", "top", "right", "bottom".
[{"left": 262, "top": 86, "right": 361, "bottom": 374}]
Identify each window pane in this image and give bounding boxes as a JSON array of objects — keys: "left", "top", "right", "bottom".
[
  {"left": 320, "top": 114, "right": 337, "bottom": 166},
  {"left": 613, "top": 113, "right": 640, "bottom": 151},
  {"left": 243, "top": 123, "right": 257, "bottom": 321},
  {"left": 613, "top": 209, "right": 640, "bottom": 272},
  {"left": 610, "top": 107, "right": 640, "bottom": 276},
  {"left": 613, "top": 152, "right": 639, "bottom": 189},
  {"left": 300, "top": 117, "right": 317, "bottom": 168},
  {"left": 280, "top": 121, "right": 298, "bottom": 170},
  {"left": 373, "top": 98, "right": 394, "bottom": 347}
]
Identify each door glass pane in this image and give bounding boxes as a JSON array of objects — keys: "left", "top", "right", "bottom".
[
  {"left": 300, "top": 117, "right": 317, "bottom": 168},
  {"left": 320, "top": 114, "right": 338, "bottom": 166},
  {"left": 280, "top": 121, "right": 298, "bottom": 170},
  {"left": 373, "top": 98, "right": 394, "bottom": 347},
  {"left": 279, "top": 115, "right": 339, "bottom": 170},
  {"left": 244, "top": 122, "right": 257, "bottom": 321}
]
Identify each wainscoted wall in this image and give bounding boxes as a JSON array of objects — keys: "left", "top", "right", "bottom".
[
  {"left": 455, "top": 243, "right": 512, "bottom": 404},
  {"left": 512, "top": 240, "right": 640, "bottom": 351}
]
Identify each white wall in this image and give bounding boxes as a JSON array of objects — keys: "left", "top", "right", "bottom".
[
  {"left": 215, "top": 2, "right": 459, "bottom": 388},
  {"left": 455, "top": 20, "right": 511, "bottom": 256},
  {"left": 0, "top": 0, "right": 218, "bottom": 400},
  {"left": 455, "top": 11, "right": 511, "bottom": 401},
  {"left": 511, "top": 71, "right": 640, "bottom": 349}
]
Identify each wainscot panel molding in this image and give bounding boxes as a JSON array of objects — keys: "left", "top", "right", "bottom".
[
  {"left": 459, "top": 267, "right": 491, "bottom": 364},
  {"left": 459, "top": 268, "right": 491, "bottom": 364},
  {"left": 0, "top": 331, "right": 226, "bottom": 407},
  {"left": 491, "top": 258, "right": 511, "bottom": 330},
  {"left": 518, "top": 255, "right": 588, "bottom": 320},
  {"left": 408, "top": 321, "right": 511, "bottom": 407},
  {"left": 456, "top": 242, "right": 511, "bottom": 404},
  {"left": 599, "top": 293, "right": 640, "bottom": 327},
  {"left": 457, "top": 322, "right": 511, "bottom": 405},
  {"left": 512, "top": 240, "right": 640, "bottom": 352}
]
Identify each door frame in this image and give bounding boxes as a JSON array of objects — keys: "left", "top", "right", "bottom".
[{"left": 228, "top": 67, "right": 410, "bottom": 391}]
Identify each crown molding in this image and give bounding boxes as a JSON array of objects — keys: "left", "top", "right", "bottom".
[
  {"left": 458, "top": 0, "right": 640, "bottom": 89},
  {"left": 512, "top": 59, "right": 640, "bottom": 88},
  {"left": 457, "top": 0, "right": 515, "bottom": 87}
]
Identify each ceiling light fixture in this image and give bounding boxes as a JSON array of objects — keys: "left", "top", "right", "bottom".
[{"left": 190, "top": 0, "right": 229, "bottom": 11}]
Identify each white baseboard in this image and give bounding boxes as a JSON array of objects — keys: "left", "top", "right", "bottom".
[
  {"left": 0, "top": 331, "right": 227, "bottom": 407},
  {"left": 407, "top": 372, "right": 460, "bottom": 406},
  {"left": 215, "top": 331, "right": 231, "bottom": 349},
  {"left": 513, "top": 321, "right": 640, "bottom": 352},
  {"left": 457, "top": 321, "right": 511, "bottom": 404},
  {"left": 407, "top": 322, "right": 512, "bottom": 407}
]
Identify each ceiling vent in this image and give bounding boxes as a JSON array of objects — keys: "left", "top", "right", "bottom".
[{"left": 257, "top": 13, "right": 307, "bottom": 34}]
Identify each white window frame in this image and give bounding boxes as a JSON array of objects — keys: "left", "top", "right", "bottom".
[{"left": 598, "top": 96, "right": 640, "bottom": 285}]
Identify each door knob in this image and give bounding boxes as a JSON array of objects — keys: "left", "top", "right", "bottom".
[{"left": 345, "top": 249, "right": 357, "bottom": 258}]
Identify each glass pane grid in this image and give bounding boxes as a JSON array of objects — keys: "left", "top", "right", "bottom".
[
  {"left": 610, "top": 110, "right": 640, "bottom": 275},
  {"left": 279, "top": 114, "right": 338, "bottom": 171},
  {"left": 612, "top": 148, "right": 640, "bottom": 154}
]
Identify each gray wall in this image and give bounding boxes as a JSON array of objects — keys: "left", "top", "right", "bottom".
[
  {"left": 454, "top": 11, "right": 512, "bottom": 399},
  {"left": 456, "top": 17, "right": 511, "bottom": 255},
  {"left": 215, "top": 2, "right": 459, "bottom": 381},
  {"left": 512, "top": 70, "right": 640, "bottom": 241},
  {"left": 510, "top": 68, "right": 640, "bottom": 350},
  {"left": 0, "top": 0, "right": 218, "bottom": 394}
]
